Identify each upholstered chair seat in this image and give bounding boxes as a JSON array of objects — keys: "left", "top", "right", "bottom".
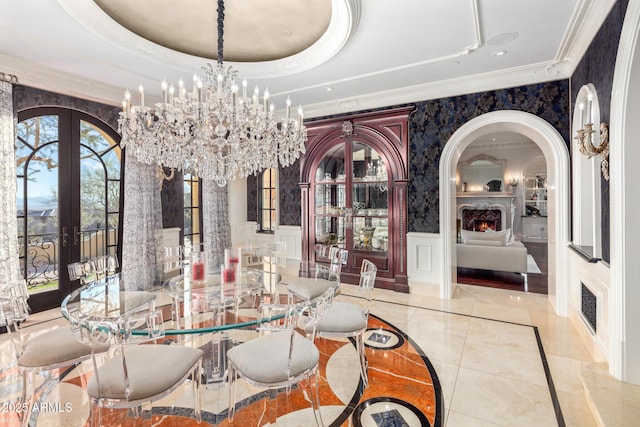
[{"left": 87, "top": 345, "right": 203, "bottom": 401}]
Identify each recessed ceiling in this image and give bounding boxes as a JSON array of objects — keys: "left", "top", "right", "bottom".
[
  {"left": 94, "top": 0, "right": 331, "bottom": 62},
  {"left": 0, "top": 0, "right": 616, "bottom": 118}
]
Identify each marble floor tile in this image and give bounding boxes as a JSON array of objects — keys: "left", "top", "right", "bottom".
[{"left": 450, "top": 367, "right": 557, "bottom": 426}]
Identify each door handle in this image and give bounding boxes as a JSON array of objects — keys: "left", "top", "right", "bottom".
[
  {"left": 74, "top": 226, "right": 80, "bottom": 246},
  {"left": 62, "top": 226, "right": 68, "bottom": 248}
]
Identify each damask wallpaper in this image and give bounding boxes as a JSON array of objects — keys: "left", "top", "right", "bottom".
[
  {"left": 408, "top": 80, "right": 570, "bottom": 233},
  {"left": 570, "top": 0, "right": 629, "bottom": 263},
  {"left": 268, "top": 80, "right": 571, "bottom": 231},
  {"left": 14, "top": 85, "right": 120, "bottom": 132}
]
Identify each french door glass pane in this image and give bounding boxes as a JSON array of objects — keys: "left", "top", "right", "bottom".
[
  {"left": 16, "top": 114, "right": 61, "bottom": 294},
  {"left": 80, "top": 120, "right": 121, "bottom": 261}
]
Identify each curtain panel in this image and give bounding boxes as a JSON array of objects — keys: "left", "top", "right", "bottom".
[
  {"left": 0, "top": 75, "right": 20, "bottom": 288},
  {"left": 121, "top": 152, "right": 163, "bottom": 289},
  {"left": 203, "top": 180, "right": 232, "bottom": 269}
]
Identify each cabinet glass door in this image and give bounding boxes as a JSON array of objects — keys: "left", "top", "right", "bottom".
[
  {"left": 351, "top": 142, "right": 389, "bottom": 252},
  {"left": 314, "top": 145, "right": 346, "bottom": 248}
]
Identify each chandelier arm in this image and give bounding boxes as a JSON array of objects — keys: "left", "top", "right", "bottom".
[{"left": 217, "top": 0, "right": 225, "bottom": 65}]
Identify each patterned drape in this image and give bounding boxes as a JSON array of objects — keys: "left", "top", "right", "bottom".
[
  {"left": 0, "top": 74, "right": 20, "bottom": 288},
  {"left": 121, "top": 153, "right": 163, "bottom": 289},
  {"left": 203, "top": 180, "right": 231, "bottom": 270}
]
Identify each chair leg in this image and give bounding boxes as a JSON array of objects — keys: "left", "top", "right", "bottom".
[
  {"left": 20, "top": 370, "right": 35, "bottom": 427},
  {"left": 228, "top": 364, "right": 237, "bottom": 421},
  {"left": 356, "top": 333, "right": 369, "bottom": 388},
  {"left": 311, "top": 370, "right": 325, "bottom": 427},
  {"left": 192, "top": 363, "right": 202, "bottom": 423}
]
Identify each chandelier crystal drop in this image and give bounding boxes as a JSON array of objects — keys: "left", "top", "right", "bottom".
[{"left": 117, "top": 1, "right": 307, "bottom": 186}]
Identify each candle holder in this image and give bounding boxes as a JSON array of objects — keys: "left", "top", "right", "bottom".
[
  {"left": 574, "top": 122, "right": 610, "bottom": 180},
  {"left": 190, "top": 251, "right": 208, "bottom": 283}
]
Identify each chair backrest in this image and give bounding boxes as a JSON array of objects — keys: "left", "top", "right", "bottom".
[
  {"left": 358, "top": 259, "right": 377, "bottom": 308},
  {"left": 258, "top": 287, "right": 333, "bottom": 335},
  {"left": 0, "top": 280, "right": 31, "bottom": 359},
  {"left": 68, "top": 255, "right": 119, "bottom": 284}
]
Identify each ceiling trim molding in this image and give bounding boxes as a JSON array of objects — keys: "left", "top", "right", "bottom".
[
  {"left": 56, "top": 0, "right": 360, "bottom": 79},
  {"left": 0, "top": 52, "right": 122, "bottom": 107},
  {"left": 554, "top": 0, "right": 617, "bottom": 73},
  {"left": 304, "top": 60, "right": 572, "bottom": 118}
]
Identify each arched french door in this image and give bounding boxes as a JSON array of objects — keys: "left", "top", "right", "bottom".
[{"left": 15, "top": 107, "right": 123, "bottom": 312}]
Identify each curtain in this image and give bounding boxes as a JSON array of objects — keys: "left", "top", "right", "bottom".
[
  {"left": 0, "top": 75, "right": 19, "bottom": 289},
  {"left": 121, "top": 152, "right": 163, "bottom": 289},
  {"left": 203, "top": 180, "right": 231, "bottom": 270}
]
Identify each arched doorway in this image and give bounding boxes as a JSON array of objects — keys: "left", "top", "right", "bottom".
[
  {"left": 439, "top": 111, "right": 570, "bottom": 315},
  {"left": 609, "top": 0, "right": 640, "bottom": 384}
]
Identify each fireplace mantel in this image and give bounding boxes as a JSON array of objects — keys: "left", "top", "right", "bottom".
[{"left": 456, "top": 191, "right": 515, "bottom": 198}]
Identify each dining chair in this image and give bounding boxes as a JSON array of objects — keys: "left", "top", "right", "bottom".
[
  {"left": 286, "top": 248, "right": 346, "bottom": 303},
  {"left": 0, "top": 280, "right": 110, "bottom": 427},
  {"left": 227, "top": 287, "right": 334, "bottom": 426},
  {"left": 83, "top": 292, "right": 204, "bottom": 426},
  {"left": 308, "top": 259, "right": 378, "bottom": 387}
]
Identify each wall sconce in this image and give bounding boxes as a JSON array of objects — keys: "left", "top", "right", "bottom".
[
  {"left": 575, "top": 94, "right": 610, "bottom": 181},
  {"left": 508, "top": 177, "right": 519, "bottom": 189}
]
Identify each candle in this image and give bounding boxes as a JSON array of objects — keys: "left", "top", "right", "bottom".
[
  {"left": 298, "top": 105, "right": 304, "bottom": 122},
  {"left": 579, "top": 102, "right": 584, "bottom": 128},
  {"left": 161, "top": 79, "right": 168, "bottom": 104},
  {"left": 121, "top": 99, "right": 127, "bottom": 112},
  {"left": 168, "top": 84, "right": 175, "bottom": 103},
  {"left": 138, "top": 85, "right": 144, "bottom": 107},
  {"left": 197, "top": 80, "right": 203, "bottom": 102},
  {"left": 178, "top": 78, "right": 184, "bottom": 99},
  {"left": 192, "top": 261, "right": 205, "bottom": 282},
  {"left": 263, "top": 88, "right": 269, "bottom": 113},
  {"left": 124, "top": 90, "right": 131, "bottom": 112},
  {"left": 242, "top": 79, "right": 247, "bottom": 99},
  {"left": 232, "top": 83, "right": 238, "bottom": 107},
  {"left": 192, "top": 74, "right": 198, "bottom": 96},
  {"left": 587, "top": 93, "right": 593, "bottom": 124},
  {"left": 286, "top": 97, "right": 291, "bottom": 120}
]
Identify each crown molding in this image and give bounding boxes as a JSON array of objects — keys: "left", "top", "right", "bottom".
[
  {"left": 303, "top": 60, "right": 572, "bottom": 118},
  {"left": 554, "top": 0, "right": 617, "bottom": 73},
  {"left": 0, "top": 52, "right": 122, "bottom": 107}
]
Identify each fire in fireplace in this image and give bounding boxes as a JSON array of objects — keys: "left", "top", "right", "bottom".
[
  {"left": 462, "top": 209, "right": 502, "bottom": 231},
  {"left": 474, "top": 220, "right": 496, "bottom": 231}
]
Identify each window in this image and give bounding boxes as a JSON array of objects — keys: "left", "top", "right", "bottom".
[
  {"left": 183, "top": 173, "right": 202, "bottom": 248},
  {"left": 257, "top": 168, "right": 277, "bottom": 233}
]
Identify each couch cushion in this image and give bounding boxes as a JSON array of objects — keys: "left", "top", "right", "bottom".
[
  {"left": 464, "top": 239, "right": 503, "bottom": 247},
  {"left": 461, "top": 229, "right": 505, "bottom": 244}
]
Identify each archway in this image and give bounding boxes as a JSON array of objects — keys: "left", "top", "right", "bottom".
[
  {"left": 439, "top": 110, "right": 570, "bottom": 315},
  {"left": 609, "top": 0, "right": 640, "bottom": 384}
]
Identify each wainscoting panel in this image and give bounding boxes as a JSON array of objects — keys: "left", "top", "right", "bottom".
[
  {"left": 568, "top": 249, "right": 610, "bottom": 362},
  {"left": 407, "top": 232, "right": 442, "bottom": 292}
]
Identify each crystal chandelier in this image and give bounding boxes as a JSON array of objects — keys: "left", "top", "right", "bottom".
[{"left": 117, "top": 0, "right": 307, "bottom": 186}]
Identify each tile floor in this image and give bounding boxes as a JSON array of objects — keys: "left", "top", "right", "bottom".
[{"left": 3, "top": 282, "right": 638, "bottom": 426}]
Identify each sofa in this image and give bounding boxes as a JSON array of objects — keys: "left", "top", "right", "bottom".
[{"left": 456, "top": 229, "right": 529, "bottom": 289}]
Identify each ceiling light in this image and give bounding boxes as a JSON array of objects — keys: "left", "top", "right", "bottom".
[
  {"left": 326, "top": 87, "right": 334, "bottom": 91},
  {"left": 492, "top": 50, "right": 507, "bottom": 56},
  {"left": 118, "top": 0, "right": 307, "bottom": 186}
]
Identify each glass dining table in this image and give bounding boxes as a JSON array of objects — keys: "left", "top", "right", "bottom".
[{"left": 61, "top": 257, "right": 340, "bottom": 384}]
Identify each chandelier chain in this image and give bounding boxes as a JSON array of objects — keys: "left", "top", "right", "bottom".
[
  {"left": 217, "top": 0, "right": 225, "bottom": 64},
  {"left": 117, "top": 0, "right": 307, "bottom": 186}
]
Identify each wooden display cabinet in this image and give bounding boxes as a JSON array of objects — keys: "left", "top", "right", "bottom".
[{"left": 300, "top": 107, "right": 413, "bottom": 292}]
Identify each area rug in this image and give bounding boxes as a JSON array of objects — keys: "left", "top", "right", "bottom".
[{"left": 527, "top": 254, "right": 542, "bottom": 274}]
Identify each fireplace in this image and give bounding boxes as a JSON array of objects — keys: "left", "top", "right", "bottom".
[
  {"left": 462, "top": 209, "right": 502, "bottom": 231},
  {"left": 474, "top": 220, "right": 496, "bottom": 231}
]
